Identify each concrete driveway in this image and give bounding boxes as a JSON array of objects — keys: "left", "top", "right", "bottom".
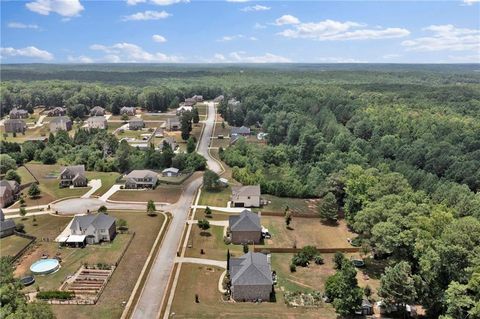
[
  {"left": 81, "top": 179, "right": 101, "bottom": 198},
  {"left": 99, "top": 184, "right": 122, "bottom": 201}
]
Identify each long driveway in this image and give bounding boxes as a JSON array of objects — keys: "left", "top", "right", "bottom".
[{"left": 131, "top": 101, "right": 222, "bottom": 319}]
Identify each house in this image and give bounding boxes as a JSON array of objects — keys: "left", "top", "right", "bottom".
[
  {"left": 4, "top": 119, "right": 27, "bottom": 133},
  {"left": 166, "top": 117, "right": 181, "bottom": 131},
  {"left": 213, "top": 95, "right": 224, "bottom": 103},
  {"left": 90, "top": 106, "right": 105, "bottom": 117},
  {"left": 129, "top": 118, "right": 144, "bottom": 130},
  {"left": 229, "top": 252, "right": 273, "bottom": 302},
  {"left": 9, "top": 108, "right": 29, "bottom": 119},
  {"left": 162, "top": 167, "right": 179, "bottom": 177},
  {"left": 46, "top": 107, "right": 66, "bottom": 117},
  {"left": 0, "top": 209, "right": 16, "bottom": 238},
  {"left": 229, "top": 209, "right": 262, "bottom": 244},
  {"left": 231, "top": 126, "right": 251, "bottom": 137},
  {"left": 184, "top": 98, "right": 196, "bottom": 106},
  {"left": 218, "top": 177, "right": 229, "bottom": 187},
  {"left": 66, "top": 213, "right": 116, "bottom": 246},
  {"left": 192, "top": 95, "right": 203, "bottom": 102},
  {"left": 49, "top": 116, "right": 72, "bottom": 132},
  {"left": 155, "top": 128, "right": 165, "bottom": 138},
  {"left": 86, "top": 116, "right": 107, "bottom": 130},
  {"left": 159, "top": 137, "right": 178, "bottom": 151},
  {"left": 231, "top": 185, "right": 261, "bottom": 208},
  {"left": 125, "top": 170, "right": 158, "bottom": 189},
  {"left": 176, "top": 105, "right": 193, "bottom": 115},
  {"left": 59, "top": 165, "right": 88, "bottom": 188},
  {"left": 0, "top": 180, "right": 20, "bottom": 208},
  {"left": 120, "top": 106, "right": 136, "bottom": 116},
  {"left": 356, "top": 299, "right": 373, "bottom": 316}
]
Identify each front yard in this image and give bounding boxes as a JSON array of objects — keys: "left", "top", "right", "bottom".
[
  {"left": 198, "top": 187, "right": 231, "bottom": 207},
  {"left": 108, "top": 184, "right": 182, "bottom": 203},
  {"left": 185, "top": 225, "right": 242, "bottom": 261}
]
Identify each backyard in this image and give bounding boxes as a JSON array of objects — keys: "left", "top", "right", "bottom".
[
  {"left": 11, "top": 211, "right": 165, "bottom": 319},
  {"left": 258, "top": 216, "right": 355, "bottom": 249},
  {"left": 0, "top": 235, "right": 32, "bottom": 258},
  {"left": 169, "top": 263, "right": 336, "bottom": 319}
]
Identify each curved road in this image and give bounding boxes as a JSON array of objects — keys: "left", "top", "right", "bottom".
[{"left": 130, "top": 101, "right": 222, "bottom": 319}]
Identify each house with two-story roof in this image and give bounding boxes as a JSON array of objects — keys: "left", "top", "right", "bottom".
[
  {"left": 231, "top": 185, "right": 261, "bottom": 208},
  {"left": 90, "top": 106, "right": 105, "bottom": 117},
  {"left": 0, "top": 180, "right": 20, "bottom": 208},
  {"left": 4, "top": 119, "right": 27, "bottom": 133},
  {"left": 228, "top": 209, "right": 262, "bottom": 244},
  {"left": 0, "top": 209, "right": 16, "bottom": 238},
  {"left": 184, "top": 98, "right": 196, "bottom": 106},
  {"left": 9, "top": 108, "right": 29, "bottom": 119},
  {"left": 49, "top": 116, "right": 72, "bottom": 132},
  {"left": 59, "top": 165, "right": 88, "bottom": 188},
  {"left": 60, "top": 213, "right": 116, "bottom": 246},
  {"left": 229, "top": 252, "right": 274, "bottom": 302},
  {"left": 120, "top": 106, "right": 136, "bottom": 116},
  {"left": 86, "top": 116, "right": 107, "bottom": 130},
  {"left": 166, "top": 117, "right": 181, "bottom": 131},
  {"left": 128, "top": 118, "right": 144, "bottom": 130},
  {"left": 231, "top": 126, "right": 251, "bottom": 137},
  {"left": 46, "top": 107, "right": 67, "bottom": 117},
  {"left": 125, "top": 170, "right": 158, "bottom": 189}
]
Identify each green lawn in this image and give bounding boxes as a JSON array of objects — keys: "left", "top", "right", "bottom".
[
  {"left": 0, "top": 235, "right": 32, "bottom": 258},
  {"left": 109, "top": 184, "right": 182, "bottom": 203},
  {"left": 185, "top": 225, "right": 242, "bottom": 261},
  {"left": 261, "top": 195, "right": 318, "bottom": 214},
  {"left": 85, "top": 171, "right": 121, "bottom": 196},
  {"left": 198, "top": 187, "right": 231, "bottom": 207},
  {"left": 16, "top": 166, "right": 37, "bottom": 185},
  {"left": 194, "top": 209, "right": 233, "bottom": 221}
]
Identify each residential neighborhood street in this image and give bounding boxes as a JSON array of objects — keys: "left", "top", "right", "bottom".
[{"left": 130, "top": 102, "right": 222, "bottom": 319}]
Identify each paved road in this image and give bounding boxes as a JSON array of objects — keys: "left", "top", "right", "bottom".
[{"left": 131, "top": 102, "right": 221, "bottom": 319}]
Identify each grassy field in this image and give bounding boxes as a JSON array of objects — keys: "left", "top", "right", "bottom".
[
  {"left": 16, "top": 166, "right": 37, "bottom": 185},
  {"left": 106, "top": 122, "right": 125, "bottom": 133},
  {"left": 258, "top": 217, "right": 355, "bottom": 249},
  {"left": 12, "top": 211, "right": 165, "bottom": 319},
  {"left": 262, "top": 195, "right": 319, "bottom": 214},
  {"left": 170, "top": 263, "right": 336, "bottom": 319},
  {"left": 85, "top": 171, "right": 121, "bottom": 196},
  {"left": 194, "top": 208, "right": 233, "bottom": 221},
  {"left": 0, "top": 235, "right": 32, "bottom": 258},
  {"left": 185, "top": 225, "right": 242, "bottom": 261},
  {"left": 198, "top": 187, "right": 231, "bottom": 207},
  {"left": 213, "top": 117, "right": 230, "bottom": 137},
  {"left": 0, "top": 126, "right": 49, "bottom": 143},
  {"left": 109, "top": 184, "right": 182, "bottom": 203},
  {"left": 211, "top": 137, "right": 231, "bottom": 149}
]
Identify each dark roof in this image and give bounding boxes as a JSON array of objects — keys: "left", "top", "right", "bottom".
[
  {"left": 126, "top": 170, "right": 157, "bottom": 179},
  {"left": 4, "top": 119, "right": 26, "bottom": 125},
  {"left": 231, "top": 126, "right": 251, "bottom": 135},
  {"left": 229, "top": 209, "right": 261, "bottom": 232},
  {"left": 0, "top": 208, "right": 16, "bottom": 231},
  {"left": 50, "top": 116, "right": 71, "bottom": 124},
  {"left": 231, "top": 185, "right": 261, "bottom": 198},
  {"left": 9, "top": 108, "right": 28, "bottom": 115},
  {"left": 129, "top": 118, "right": 144, "bottom": 124},
  {"left": 70, "top": 213, "right": 115, "bottom": 231},
  {"left": 230, "top": 252, "right": 273, "bottom": 286},
  {"left": 61, "top": 165, "right": 85, "bottom": 177},
  {"left": 0, "top": 180, "right": 18, "bottom": 197}
]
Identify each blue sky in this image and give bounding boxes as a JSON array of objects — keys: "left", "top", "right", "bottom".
[{"left": 1, "top": 0, "right": 479, "bottom": 63}]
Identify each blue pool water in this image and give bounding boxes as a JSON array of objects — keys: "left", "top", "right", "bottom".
[{"left": 30, "top": 259, "right": 60, "bottom": 275}]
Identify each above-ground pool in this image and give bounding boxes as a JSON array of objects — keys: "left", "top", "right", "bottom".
[{"left": 30, "top": 259, "right": 60, "bottom": 275}]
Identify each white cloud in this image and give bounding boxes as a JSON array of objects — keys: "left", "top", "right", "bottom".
[
  {"left": 277, "top": 18, "right": 409, "bottom": 41},
  {"left": 463, "top": 0, "right": 479, "bottom": 5},
  {"left": 67, "top": 55, "right": 94, "bottom": 63},
  {"left": 217, "top": 34, "right": 257, "bottom": 42},
  {"left": 150, "top": 0, "right": 189, "bottom": 5},
  {"left": 152, "top": 34, "right": 167, "bottom": 43},
  {"left": 127, "top": 0, "right": 146, "bottom": 4},
  {"left": 90, "top": 42, "right": 180, "bottom": 62},
  {"left": 275, "top": 15, "right": 300, "bottom": 26},
  {"left": 226, "top": 0, "right": 250, "bottom": 2},
  {"left": 211, "top": 51, "right": 290, "bottom": 63},
  {"left": 241, "top": 4, "right": 270, "bottom": 12},
  {"left": 0, "top": 46, "right": 54, "bottom": 60},
  {"left": 7, "top": 22, "right": 39, "bottom": 29},
  {"left": 254, "top": 22, "right": 266, "bottom": 29},
  {"left": 401, "top": 24, "right": 480, "bottom": 51},
  {"left": 122, "top": 10, "right": 171, "bottom": 21},
  {"left": 26, "top": 0, "right": 84, "bottom": 17}
]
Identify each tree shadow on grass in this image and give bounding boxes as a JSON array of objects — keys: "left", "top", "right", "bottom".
[{"left": 199, "top": 231, "right": 212, "bottom": 237}]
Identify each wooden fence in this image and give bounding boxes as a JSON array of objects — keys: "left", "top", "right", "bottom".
[
  {"left": 253, "top": 247, "right": 360, "bottom": 254},
  {"left": 11, "top": 232, "right": 37, "bottom": 263},
  {"left": 260, "top": 211, "right": 319, "bottom": 218}
]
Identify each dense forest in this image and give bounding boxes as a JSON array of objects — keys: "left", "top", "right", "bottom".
[{"left": 1, "top": 64, "right": 479, "bottom": 318}]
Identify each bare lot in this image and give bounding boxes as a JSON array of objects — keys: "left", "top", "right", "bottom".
[{"left": 109, "top": 184, "right": 182, "bottom": 203}]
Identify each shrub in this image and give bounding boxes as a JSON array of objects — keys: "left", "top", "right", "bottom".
[
  {"left": 15, "top": 223, "right": 25, "bottom": 233},
  {"left": 290, "top": 263, "right": 297, "bottom": 272},
  {"left": 37, "top": 291, "right": 75, "bottom": 300},
  {"left": 223, "top": 236, "right": 231, "bottom": 245},
  {"left": 314, "top": 255, "right": 324, "bottom": 265}
]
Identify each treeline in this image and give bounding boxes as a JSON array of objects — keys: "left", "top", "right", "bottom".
[
  {"left": 0, "top": 81, "right": 222, "bottom": 116},
  {"left": 0, "top": 130, "right": 206, "bottom": 174}
]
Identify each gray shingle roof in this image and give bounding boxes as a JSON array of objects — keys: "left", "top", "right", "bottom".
[
  {"left": 231, "top": 126, "right": 251, "bottom": 135},
  {"left": 230, "top": 252, "right": 273, "bottom": 286},
  {"left": 162, "top": 167, "right": 179, "bottom": 174},
  {"left": 70, "top": 213, "right": 115, "bottom": 231},
  {"left": 126, "top": 170, "right": 157, "bottom": 179},
  {"left": 229, "top": 209, "right": 261, "bottom": 232},
  {"left": 50, "top": 116, "right": 71, "bottom": 124},
  {"left": 231, "top": 185, "right": 261, "bottom": 198},
  {"left": 61, "top": 165, "right": 85, "bottom": 176}
]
